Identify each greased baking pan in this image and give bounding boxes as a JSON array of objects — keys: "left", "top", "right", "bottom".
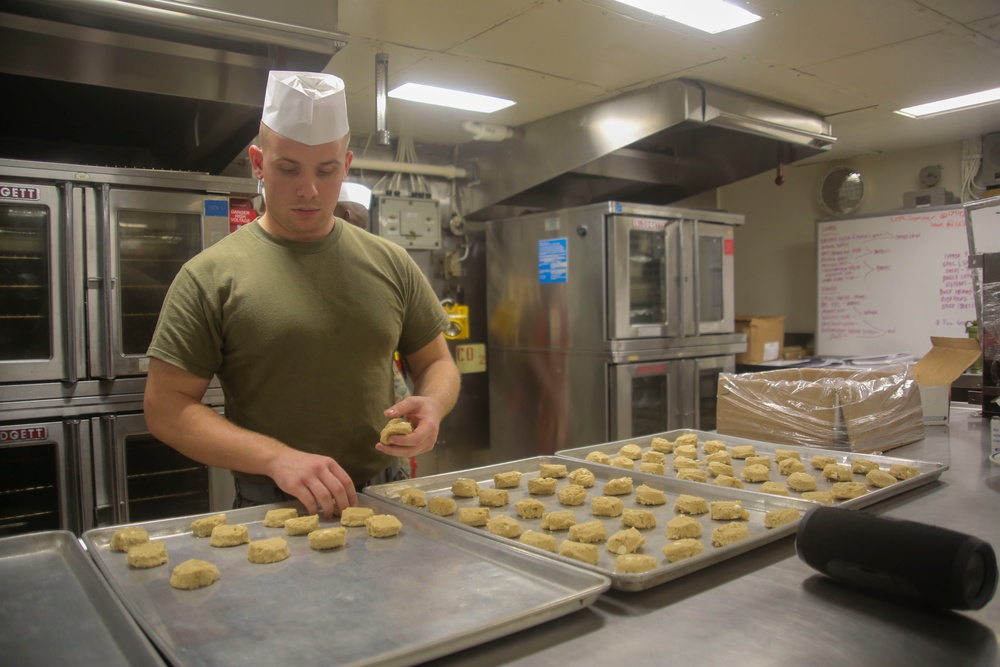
[
  {"left": 556, "top": 429, "right": 947, "bottom": 509},
  {"left": 0, "top": 530, "right": 165, "bottom": 667},
  {"left": 82, "top": 496, "right": 609, "bottom": 667},
  {"left": 364, "top": 456, "right": 816, "bottom": 592}
]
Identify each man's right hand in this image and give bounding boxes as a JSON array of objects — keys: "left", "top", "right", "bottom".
[{"left": 267, "top": 449, "right": 358, "bottom": 518}]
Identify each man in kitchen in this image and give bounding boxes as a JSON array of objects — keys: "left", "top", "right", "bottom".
[{"left": 143, "top": 70, "right": 460, "bottom": 518}]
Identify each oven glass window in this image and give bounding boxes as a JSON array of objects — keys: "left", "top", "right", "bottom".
[
  {"left": 117, "top": 209, "right": 201, "bottom": 355},
  {"left": 125, "top": 433, "right": 209, "bottom": 522},
  {"left": 699, "top": 235, "right": 724, "bottom": 323},
  {"left": 0, "top": 443, "right": 60, "bottom": 537},
  {"left": 631, "top": 373, "right": 669, "bottom": 436},
  {"left": 699, "top": 366, "right": 721, "bottom": 431},
  {"left": 0, "top": 206, "right": 51, "bottom": 361},
  {"left": 628, "top": 229, "right": 667, "bottom": 326}
]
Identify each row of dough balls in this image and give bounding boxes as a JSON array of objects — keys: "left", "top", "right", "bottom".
[
  {"left": 582, "top": 437, "right": 920, "bottom": 502},
  {"left": 108, "top": 507, "right": 402, "bottom": 589}
]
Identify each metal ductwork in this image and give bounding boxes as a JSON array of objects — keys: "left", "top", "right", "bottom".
[
  {"left": 461, "top": 79, "right": 835, "bottom": 220},
  {"left": 0, "top": 0, "right": 348, "bottom": 174}
]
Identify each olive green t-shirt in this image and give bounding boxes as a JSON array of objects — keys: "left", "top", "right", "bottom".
[{"left": 147, "top": 218, "right": 448, "bottom": 485}]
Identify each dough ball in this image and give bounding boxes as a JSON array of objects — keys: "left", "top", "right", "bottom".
[
  {"left": 428, "top": 496, "right": 458, "bottom": 516},
  {"left": 779, "top": 458, "right": 807, "bottom": 475},
  {"left": 889, "top": 464, "right": 920, "bottom": 480},
  {"left": 479, "top": 488, "right": 510, "bottom": 507},
  {"left": 851, "top": 459, "right": 880, "bottom": 474},
  {"left": 832, "top": 482, "right": 868, "bottom": 499},
  {"left": 606, "top": 527, "right": 646, "bottom": 555},
  {"left": 610, "top": 456, "right": 636, "bottom": 470},
  {"left": 520, "top": 530, "right": 558, "bottom": 552},
  {"left": 741, "top": 464, "right": 770, "bottom": 483},
  {"left": 558, "top": 540, "right": 600, "bottom": 565},
  {"left": 801, "top": 491, "right": 835, "bottom": 504},
  {"left": 709, "top": 501, "right": 749, "bottom": 521},
  {"left": 639, "top": 462, "right": 666, "bottom": 475},
  {"left": 308, "top": 527, "right": 346, "bottom": 550},
  {"left": 702, "top": 439, "right": 728, "bottom": 454},
  {"left": 673, "top": 456, "right": 700, "bottom": 471},
  {"left": 822, "top": 464, "right": 853, "bottom": 482},
  {"left": 773, "top": 449, "right": 801, "bottom": 462},
  {"left": 708, "top": 462, "right": 735, "bottom": 478},
  {"left": 487, "top": 515, "right": 523, "bottom": 539},
  {"left": 635, "top": 484, "right": 667, "bottom": 506},
  {"left": 247, "top": 537, "right": 290, "bottom": 564},
  {"left": 621, "top": 509, "right": 657, "bottom": 530},
  {"left": 650, "top": 437, "right": 674, "bottom": 453},
  {"left": 340, "top": 507, "right": 374, "bottom": 527},
  {"left": 713, "top": 475, "right": 744, "bottom": 489},
  {"left": 614, "top": 553, "right": 658, "bottom": 574},
  {"left": 745, "top": 456, "right": 771, "bottom": 469},
  {"left": 493, "top": 471, "right": 523, "bottom": 489},
  {"left": 673, "top": 494, "right": 709, "bottom": 515},
  {"left": 457, "top": 507, "right": 490, "bottom": 527},
  {"left": 527, "top": 477, "right": 558, "bottom": 495},
  {"left": 284, "top": 515, "right": 320, "bottom": 536},
  {"left": 379, "top": 417, "right": 412, "bottom": 444},
  {"left": 810, "top": 455, "right": 837, "bottom": 470},
  {"left": 515, "top": 498, "right": 547, "bottom": 519},
  {"left": 706, "top": 451, "right": 731, "bottom": 465},
  {"left": 557, "top": 484, "right": 588, "bottom": 506},
  {"left": 674, "top": 444, "right": 698, "bottom": 460},
  {"left": 711, "top": 522, "right": 750, "bottom": 547},
  {"left": 760, "top": 481, "right": 790, "bottom": 496},
  {"left": 452, "top": 478, "right": 480, "bottom": 498},
  {"left": 585, "top": 451, "right": 612, "bottom": 464},
  {"left": 365, "top": 514, "right": 403, "bottom": 538},
  {"left": 866, "top": 469, "right": 898, "bottom": 488},
  {"left": 731, "top": 445, "right": 756, "bottom": 459},
  {"left": 787, "top": 472, "right": 818, "bottom": 492},
  {"left": 541, "top": 511, "right": 577, "bottom": 531},
  {"left": 191, "top": 514, "right": 226, "bottom": 538},
  {"left": 126, "top": 541, "right": 168, "bottom": 569},
  {"left": 641, "top": 451, "right": 666, "bottom": 464},
  {"left": 169, "top": 559, "right": 219, "bottom": 589},
  {"left": 568, "top": 519, "right": 608, "bottom": 544},
  {"left": 764, "top": 508, "right": 800, "bottom": 529},
  {"left": 674, "top": 433, "right": 699, "bottom": 448},
  {"left": 602, "top": 477, "right": 634, "bottom": 496},
  {"left": 677, "top": 469, "right": 707, "bottom": 483},
  {"left": 663, "top": 538, "right": 704, "bottom": 562},
  {"left": 590, "top": 496, "right": 625, "bottom": 518},
  {"left": 567, "top": 468, "right": 596, "bottom": 488},
  {"left": 211, "top": 524, "right": 250, "bottom": 547},
  {"left": 619, "top": 443, "right": 643, "bottom": 460},
  {"left": 399, "top": 488, "right": 427, "bottom": 508},
  {"left": 110, "top": 526, "right": 148, "bottom": 553},
  {"left": 539, "top": 463, "right": 568, "bottom": 479},
  {"left": 665, "top": 514, "right": 702, "bottom": 540},
  {"left": 264, "top": 508, "right": 299, "bottom": 528}
]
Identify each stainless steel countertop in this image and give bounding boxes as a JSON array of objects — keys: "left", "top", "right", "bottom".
[{"left": 425, "top": 405, "right": 1000, "bottom": 667}]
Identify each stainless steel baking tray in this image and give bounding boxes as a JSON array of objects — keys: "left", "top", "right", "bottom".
[
  {"left": 82, "top": 495, "right": 609, "bottom": 667},
  {"left": 0, "top": 530, "right": 165, "bottom": 666},
  {"left": 556, "top": 429, "right": 948, "bottom": 509},
  {"left": 364, "top": 456, "right": 816, "bottom": 592}
]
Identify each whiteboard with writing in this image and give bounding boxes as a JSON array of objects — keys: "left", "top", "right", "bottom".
[{"left": 816, "top": 203, "right": 1000, "bottom": 358}]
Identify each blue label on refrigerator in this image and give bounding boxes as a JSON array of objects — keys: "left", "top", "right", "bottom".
[
  {"left": 538, "top": 238, "right": 568, "bottom": 284},
  {"left": 204, "top": 199, "right": 229, "bottom": 217}
]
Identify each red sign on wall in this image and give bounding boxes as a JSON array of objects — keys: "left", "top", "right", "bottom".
[
  {"left": 230, "top": 198, "right": 257, "bottom": 233},
  {"left": 724, "top": 238, "right": 735, "bottom": 255}
]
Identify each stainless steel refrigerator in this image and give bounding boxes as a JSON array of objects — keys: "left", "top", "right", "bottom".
[{"left": 486, "top": 201, "right": 746, "bottom": 461}]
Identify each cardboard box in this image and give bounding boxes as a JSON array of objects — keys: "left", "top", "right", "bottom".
[
  {"left": 735, "top": 315, "right": 785, "bottom": 364},
  {"left": 717, "top": 366, "right": 924, "bottom": 453},
  {"left": 911, "top": 336, "right": 981, "bottom": 425}
]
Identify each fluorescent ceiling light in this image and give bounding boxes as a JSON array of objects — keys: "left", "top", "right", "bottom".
[
  {"left": 387, "top": 83, "right": 515, "bottom": 113},
  {"left": 613, "top": 0, "right": 762, "bottom": 34},
  {"left": 895, "top": 86, "right": 1000, "bottom": 118}
]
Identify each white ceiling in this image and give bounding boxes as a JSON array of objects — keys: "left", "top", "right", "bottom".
[{"left": 328, "top": 0, "right": 1000, "bottom": 164}]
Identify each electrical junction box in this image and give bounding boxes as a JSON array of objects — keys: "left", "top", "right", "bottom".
[{"left": 376, "top": 196, "right": 441, "bottom": 249}]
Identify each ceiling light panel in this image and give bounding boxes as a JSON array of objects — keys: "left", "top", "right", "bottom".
[
  {"left": 612, "top": 0, "right": 762, "bottom": 34},
  {"left": 387, "top": 83, "right": 515, "bottom": 113}
]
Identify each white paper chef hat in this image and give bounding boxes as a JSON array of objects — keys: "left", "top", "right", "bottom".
[
  {"left": 261, "top": 70, "right": 349, "bottom": 145},
  {"left": 339, "top": 182, "right": 372, "bottom": 209}
]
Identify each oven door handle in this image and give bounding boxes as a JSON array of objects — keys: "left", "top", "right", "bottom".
[
  {"left": 102, "top": 415, "right": 129, "bottom": 524},
  {"left": 97, "top": 185, "right": 116, "bottom": 379},
  {"left": 61, "top": 183, "right": 79, "bottom": 383}
]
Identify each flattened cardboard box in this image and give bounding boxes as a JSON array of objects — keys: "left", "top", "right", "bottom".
[
  {"left": 735, "top": 315, "right": 785, "bottom": 364},
  {"left": 717, "top": 366, "right": 924, "bottom": 453},
  {"left": 911, "top": 336, "right": 981, "bottom": 425}
]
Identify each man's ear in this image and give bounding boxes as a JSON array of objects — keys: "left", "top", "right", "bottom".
[{"left": 249, "top": 145, "right": 264, "bottom": 179}]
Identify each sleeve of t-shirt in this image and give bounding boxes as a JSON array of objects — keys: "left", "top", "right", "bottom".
[
  {"left": 146, "top": 265, "right": 224, "bottom": 379},
  {"left": 396, "top": 253, "right": 449, "bottom": 356}
]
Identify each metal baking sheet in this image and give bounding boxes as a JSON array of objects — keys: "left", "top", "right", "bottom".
[
  {"left": 364, "top": 456, "right": 817, "bottom": 592},
  {"left": 0, "top": 530, "right": 165, "bottom": 667},
  {"left": 556, "top": 429, "right": 948, "bottom": 509},
  {"left": 82, "top": 495, "right": 609, "bottom": 667}
]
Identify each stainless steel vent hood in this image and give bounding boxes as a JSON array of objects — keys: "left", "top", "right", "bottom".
[
  {"left": 462, "top": 79, "right": 835, "bottom": 220},
  {"left": 0, "top": 0, "right": 347, "bottom": 173}
]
